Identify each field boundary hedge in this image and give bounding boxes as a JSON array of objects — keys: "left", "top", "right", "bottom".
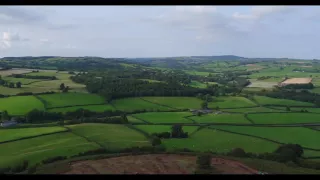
[
  {"left": 0, "top": 129, "right": 69, "bottom": 144},
  {"left": 124, "top": 124, "right": 152, "bottom": 139},
  {"left": 34, "top": 95, "right": 48, "bottom": 110},
  {"left": 130, "top": 115, "right": 153, "bottom": 124},
  {"left": 183, "top": 115, "right": 198, "bottom": 124},
  {"left": 207, "top": 127, "right": 320, "bottom": 152},
  {"left": 64, "top": 126, "right": 104, "bottom": 148},
  {"left": 46, "top": 103, "right": 108, "bottom": 110},
  {"left": 139, "top": 97, "right": 179, "bottom": 110}
]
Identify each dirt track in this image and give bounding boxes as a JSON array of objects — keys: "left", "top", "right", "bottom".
[{"left": 64, "top": 154, "right": 260, "bottom": 174}]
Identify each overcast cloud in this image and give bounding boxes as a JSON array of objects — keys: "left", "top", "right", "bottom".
[{"left": 0, "top": 6, "right": 319, "bottom": 59}]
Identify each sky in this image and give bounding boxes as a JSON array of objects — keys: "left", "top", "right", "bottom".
[{"left": 0, "top": 6, "right": 320, "bottom": 59}]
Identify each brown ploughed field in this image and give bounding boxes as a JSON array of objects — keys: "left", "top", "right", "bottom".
[
  {"left": 64, "top": 154, "right": 259, "bottom": 174},
  {"left": 281, "top": 78, "right": 312, "bottom": 84}
]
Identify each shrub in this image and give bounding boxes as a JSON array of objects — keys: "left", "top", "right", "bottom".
[
  {"left": 228, "top": 148, "right": 247, "bottom": 157},
  {"left": 151, "top": 136, "right": 162, "bottom": 146},
  {"left": 42, "top": 156, "right": 67, "bottom": 164}
]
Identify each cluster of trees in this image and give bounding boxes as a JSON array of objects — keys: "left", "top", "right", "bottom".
[
  {"left": 10, "top": 74, "right": 57, "bottom": 80},
  {"left": 151, "top": 124, "right": 189, "bottom": 142},
  {"left": 59, "top": 83, "right": 69, "bottom": 93},
  {"left": 0, "top": 78, "right": 22, "bottom": 88},
  {"left": 256, "top": 89, "right": 320, "bottom": 107},
  {"left": 283, "top": 83, "right": 314, "bottom": 89}
]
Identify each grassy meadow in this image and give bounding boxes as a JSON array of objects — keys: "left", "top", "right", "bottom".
[
  {"left": 0, "top": 96, "right": 45, "bottom": 115},
  {"left": 112, "top": 97, "right": 173, "bottom": 112},
  {"left": 248, "top": 113, "right": 320, "bottom": 124},
  {"left": 132, "top": 112, "right": 194, "bottom": 124}
]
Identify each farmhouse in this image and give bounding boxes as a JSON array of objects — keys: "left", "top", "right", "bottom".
[
  {"left": 1, "top": 120, "right": 17, "bottom": 127},
  {"left": 278, "top": 78, "right": 312, "bottom": 87},
  {"left": 190, "top": 109, "right": 213, "bottom": 115}
]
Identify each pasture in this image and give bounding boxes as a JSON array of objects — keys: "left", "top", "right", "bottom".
[
  {"left": 132, "top": 112, "right": 194, "bottom": 124},
  {"left": 127, "top": 116, "right": 145, "bottom": 124},
  {"left": 0, "top": 127, "right": 67, "bottom": 143},
  {"left": 0, "top": 132, "right": 99, "bottom": 168},
  {"left": 48, "top": 105, "right": 115, "bottom": 113},
  {"left": 0, "top": 96, "right": 45, "bottom": 115},
  {"left": 190, "top": 114, "right": 250, "bottom": 124},
  {"left": 141, "top": 97, "right": 203, "bottom": 109},
  {"left": 0, "top": 68, "right": 34, "bottom": 77},
  {"left": 208, "top": 96, "right": 257, "bottom": 109},
  {"left": 221, "top": 107, "right": 285, "bottom": 113},
  {"left": 213, "top": 126, "right": 320, "bottom": 152},
  {"left": 163, "top": 128, "right": 278, "bottom": 154},
  {"left": 248, "top": 113, "right": 320, "bottom": 124},
  {"left": 189, "top": 80, "right": 207, "bottom": 89},
  {"left": 134, "top": 125, "right": 199, "bottom": 135},
  {"left": 67, "top": 124, "right": 150, "bottom": 150},
  {"left": 253, "top": 95, "right": 315, "bottom": 107},
  {"left": 38, "top": 93, "right": 106, "bottom": 108},
  {"left": 112, "top": 97, "right": 173, "bottom": 112},
  {"left": 138, "top": 79, "right": 163, "bottom": 83},
  {"left": 247, "top": 79, "right": 278, "bottom": 88}
]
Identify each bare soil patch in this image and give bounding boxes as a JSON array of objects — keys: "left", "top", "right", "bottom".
[
  {"left": 281, "top": 78, "right": 312, "bottom": 85},
  {"left": 64, "top": 154, "right": 259, "bottom": 174}
]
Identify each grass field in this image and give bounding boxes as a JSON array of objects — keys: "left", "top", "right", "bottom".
[
  {"left": 0, "top": 132, "right": 99, "bottom": 168},
  {"left": 112, "top": 97, "right": 173, "bottom": 112},
  {"left": 0, "top": 68, "right": 33, "bottom": 77},
  {"left": 190, "top": 114, "right": 250, "bottom": 124},
  {"left": 189, "top": 80, "right": 207, "bottom": 89},
  {"left": 2, "top": 77, "right": 47, "bottom": 85},
  {"left": 38, "top": 93, "right": 106, "bottom": 108},
  {"left": 221, "top": 107, "right": 285, "bottom": 113},
  {"left": 0, "top": 96, "right": 45, "bottom": 115},
  {"left": 0, "top": 127, "right": 67, "bottom": 143},
  {"left": 138, "top": 79, "right": 163, "bottom": 83},
  {"left": 163, "top": 128, "right": 279, "bottom": 154},
  {"left": 127, "top": 116, "right": 145, "bottom": 124},
  {"left": 134, "top": 125, "right": 199, "bottom": 135},
  {"left": 48, "top": 104, "right": 115, "bottom": 113},
  {"left": 213, "top": 126, "right": 320, "bottom": 152},
  {"left": 208, "top": 96, "right": 257, "bottom": 109},
  {"left": 268, "top": 106, "right": 320, "bottom": 113},
  {"left": 248, "top": 113, "right": 320, "bottom": 124},
  {"left": 247, "top": 79, "right": 278, "bottom": 88},
  {"left": 67, "top": 124, "right": 150, "bottom": 150},
  {"left": 141, "top": 97, "right": 203, "bottom": 109},
  {"left": 133, "top": 112, "right": 194, "bottom": 124},
  {"left": 253, "top": 96, "right": 315, "bottom": 106}
]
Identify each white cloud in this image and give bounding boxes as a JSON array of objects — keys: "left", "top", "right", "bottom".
[
  {"left": 175, "top": 6, "right": 217, "bottom": 14},
  {"left": 232, "top": 6, "right": 290, "bottom": 20},
  {"left": 65, "top": 44, "right": 76, "bottom": 49},
  {"left": 39, "top": 38, "right": 50, "bottom": 43},
  {"left": 0, "top": 32, "right": 29, "bottom": 50}
]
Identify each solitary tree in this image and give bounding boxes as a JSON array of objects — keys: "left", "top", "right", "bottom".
[
  {"left": 201, "top": 101, "right": 208, "bottom": 109},
  {"left": 9, "top": 82, "right": 15, "bottom": 88},
  {"left": 59, "top": 83, "right": 65, "bottom": 90},
  {"left": 151, "top": 136, "right": 162, "bottom": 146},
  {"left": 62, "top": 86, "right": 69, "bottom": 93},
  {"left": 16, "top": 82, "right": 22, "bottom": 88},
  {"left": 1, "top": 110, "right": 9, "bottom": 121},
  {"left": 286, "top": 106, "right": 291, "bottom": 112}
]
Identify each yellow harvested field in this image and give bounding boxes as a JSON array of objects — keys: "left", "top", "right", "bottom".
[{"left": 281, "top": 78, "right": 312, "bottom": 84}]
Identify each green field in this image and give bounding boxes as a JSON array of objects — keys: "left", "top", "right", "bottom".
[
  {"left": 67, "top": 124, "right": 150, "bottom": 150},
  {"left": 0, "top": 132, "right": 99, "bottom": 168},
  {"left": 112, "top": 97, "right": 173, "bottom": 112},
  {"left": 163, "top": 128, "right": 278, "bottom": 154},
  {"left": 48, "top": 104, "right": 115, "bottom": 113},
  {"left": 138, "top": 79, "right": 163, "bottom": 83},
  {"left": 222, "top": 107, "right": 285, "bottom": 113},
  {"left": 189, "top": 80, "right": 207, "bottom": 89},
  {"left": 127, "top": 116, "right": 145, "bottom": 124},
  {"left": 253, "top": 96, "right": 315, "bottom": 106},
  {"left": 190, "top": 114, "right": 250, "bottom": 124},
  {"left": 141, "top": 97, "right": 203, "bottom": 109},
  {"left": 133, "top": 112, "right": 194, "bottom": 124},
  {"left": 2, "top": 77, "right": 47, "bottom": 85},
  {"left": 0, "top": 127, "right": 67, "bottom": 143},
  {"left": 208, "top": 96, "right": 257, "bottom": 109},
  {"left": 213, "top": 126, "right": 320, "bottom": 153},
  {"left": 38, "top": 93, "right": 106, "bottom": 108},
  {"left": 0, "top": 96, "right": 45, "bottom": 115},
  {"left": 248, "top": 113, "right": 320, "bottom": 124},
  {"left": 268, "top": 106, "right": 320, "bottom": 113},
  {"left": 134, "top": 125, "right": 199, "bottom": 135},
  {"left": 247, "top": 79, "right": 278, "bottom": 88}
]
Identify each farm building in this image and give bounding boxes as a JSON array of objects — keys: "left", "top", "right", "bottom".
[
  {"left": 278, "top": 78, "right": 312, "bottom": 87},
  {"left": 1, "top": 120, "right": 17, "bottom": 127}
]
